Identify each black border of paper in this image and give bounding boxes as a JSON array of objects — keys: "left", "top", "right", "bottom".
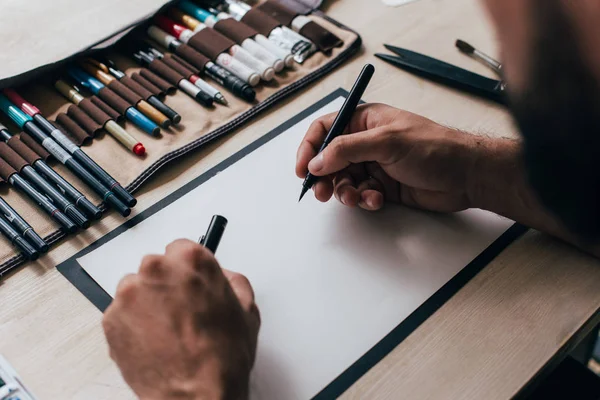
[{"left": 57, "top": 88, "right": 528, "bottom": 398}]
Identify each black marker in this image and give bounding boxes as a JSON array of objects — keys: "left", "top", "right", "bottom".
[
  {"left": 0, "top": 196, "right": 48, "bottom": 252},
  {"left": 0, "top": 143, "right": 90, "bottom": 229},
  {"left": 0, "top": 158, "right": 77, "bottom": 233},
  {"left": 0, "top": 96, "right": 131, "bottom": 217},
  {"left": 0, "top": 127, "right": 102, "bottom": 220},
  {"left": 2, "top": 90, "right": 137, "bottom": 208},
  {"left": 198, "top": 215, "right": 227, "bottom": 254},
  {"left": 298, "top": 64, "right": 375, "bottom": 202},
  {"left": 0, "top": 214, "right": 39, "bottom": 261}
]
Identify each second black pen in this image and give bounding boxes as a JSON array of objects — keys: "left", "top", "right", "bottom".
[
  {"left": 0, "top": 97, "right": 131, "bottom": 217},
  {"left": 0, "top": 196, "right": 48, "bottom": 253},
  {"left": 0, "top": 158, "right": 77, "bottom": 233},
  {"left": 0, "top": 143, "right": 90, "bottom": 229},
  {"left": 0, "top": 127, "right": 102, "bottom": 220}
]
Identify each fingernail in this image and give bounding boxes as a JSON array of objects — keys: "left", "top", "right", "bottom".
[
  {"left": 366, "top": 197, "right": 375, "bottom": 208},
  {"left": 308, "top": 153, "right": 324, "bottom": 172},
  {"left": 341, "top": 193, "right": 348, "bottom": 205}
]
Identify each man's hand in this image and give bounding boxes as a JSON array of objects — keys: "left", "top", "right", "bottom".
[
  {"left": 102, "top": 239, "right": 260, "bottom": 400},
  {"left": 296, "top": 103, "right": 482, "bottom": 212}
]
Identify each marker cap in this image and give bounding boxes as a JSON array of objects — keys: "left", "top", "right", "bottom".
[
  {"left": 23, "top": 230, "right": 49, "bottom": 253},
  {"left": 133, "top": 143, "right": 146, "bottom": 156},
  {"left": 126, "top": 107, "right": 160, "bottom": 136},
  {"left": 179, "top": 1, "right": 212, "bottom": 22},
  {"left": 2, "top": 89, "right": 39, "bottom": 116},
  {"left": 0, "top": 94, "right": 33, "bottom": 128},
  {"left": 155, "top": 16, "right": 189, "bottom": 40},
  {"left": 226, "top": 2, "right": 248, "bottom": 19},
  {"left": 55, "top": 80, "right": 85, "bottom": 104},
  {"left": 54, "top": 211, "right": 78, "bottom": 234},
  {"left": 148, "top": 26, "right": 177, "bottom": 49},
  {"left": 169, "top": 8, "right": 202, "bottom": 30},
  {"left": 65, "top": 206, "right": 91, "bottom": 229},
  {"left": 67, "top": 67, "right": 106, "bottom": 94},
  {"left": 14, "top": 236, "right": 40, "bottom": 260}
]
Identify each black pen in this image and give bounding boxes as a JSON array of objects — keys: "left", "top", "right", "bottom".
[
  {"left": 0, "top": 143, "right": 90, "bottom": 229},
  {"left": 0, "top": 96, "right": 131, "bottom": 217},
  {"left": 0, "top": 158, "right": 77, "bottom": 233},
  {"left": 2, "top": 89, "right": 137, "bottom": 208},
  {"left": 0, "top": 196, "right": 48, "bottom": 252},
  {"left": 299, "top": 64, "right": 375, "bottom": 201},
  {"left": 0, "top": 126, "right": 102, "bottom": 220},
  {"left": 198, "top": 215, "right": 228, "bottom": 254},
  {"left": 22, "top": 121, "right": 131, "bottom": 217},
  {"left": 0, "top": 213, "right": 40, "bottom": 261}
]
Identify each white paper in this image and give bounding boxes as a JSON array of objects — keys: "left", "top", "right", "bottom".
[{"left": 77, "top": 96, "right": 513, "bottom": 399}]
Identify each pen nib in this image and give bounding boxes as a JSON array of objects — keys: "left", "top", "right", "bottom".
[{"left": 298, "top": 186, "right": 309, "bottom": 202}]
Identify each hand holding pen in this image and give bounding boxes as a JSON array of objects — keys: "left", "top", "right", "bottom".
[
  {"left": 103, "top": 231, "right": 258, "bottom": 400},
  {"left": 298, "top": 64, "right": 375, "bottom": 201},
  {"left": 198, "top": 215, "right": 227, "bottom": 254}
]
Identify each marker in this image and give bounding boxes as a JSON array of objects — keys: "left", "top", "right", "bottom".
[
  {"left": 212, "top": 10, "right": 288, "bottom": 71},
  {"left": 167, "top": 10, "right": 275, "bottom": 81},
  {"left": 299, "top": 64, "right": 375, "bottom": 201},
  {"left": 224, "top": 0, "right": 313, "bottom": 65},
  {"left": 90, "top": 57, "right": 181, "bottom": 123},
  {"left": 131, "top": 50, "right": 214, "bottom": 107},
  {"left": 0, "top": 214, "right": 39, "bottom": 260},
  {"left": 176, "top": 3, "right": 285, "bottom": 72},
  {"left": 3, "top": 88, "right": 137, "bottom": 208},
  {"left": 79, "top": 61, "right": 172, "bottom": 129},
  {"left": 147, "top": 25, "right": 256, "bottom": 102},
  {"left": 0, "top": 142, "right": 90, "bottom": 229},
  {"left": 0, "top": 157, "right": 77, "bottom": 233},
  {"left": 198, "top": 215, "right": 227, "bottom": 254},
  {"left": 0, "top": 95, "right": 131, "bottom": 217},
  {"left": 0, "top": 127, "right": 102, "bottom": 221},
  {"left": 67, "top": 67, "right": 160, "bottom": 136},
  {"left": 54, "top": 80, "right": 146, "bottom": 156},
  {"left": 225, "top": 0, "right": 295, "bottom": 67},
  {"left": 156, "top": 16, "right": 261, "bottom": 86},
  {"left": 143, "top": 44, "right": 228, "bottom": 105},
  {"left": 0, "top": 195, "right": 48, "bottom": 252}
]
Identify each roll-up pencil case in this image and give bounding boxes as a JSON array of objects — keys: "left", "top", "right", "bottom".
[{"left": 0, "top": 0, "right": 361, "bottom": 277}]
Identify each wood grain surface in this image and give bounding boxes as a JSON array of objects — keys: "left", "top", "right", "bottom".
[{"left": 1, "top": 0, "right": 599, "bottom": 399}]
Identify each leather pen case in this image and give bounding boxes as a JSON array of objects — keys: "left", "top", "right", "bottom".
[{"left": 0, "top": 0, "right": 362, "bottom": 277}]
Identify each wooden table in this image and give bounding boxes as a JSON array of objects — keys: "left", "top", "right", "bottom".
[{"left": 2, "top": 0, "right": 600, "bottom": 398}]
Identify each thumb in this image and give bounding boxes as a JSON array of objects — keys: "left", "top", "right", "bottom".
[{"left": 307, "top": 128, "right": 391, "bottom": 176}]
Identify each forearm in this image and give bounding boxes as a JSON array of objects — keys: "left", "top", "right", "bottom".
[{"left": 466, "top": 136, "right": 600, "bottom": 257}]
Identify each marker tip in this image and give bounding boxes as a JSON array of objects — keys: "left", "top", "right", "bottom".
[{"left": 298, "top": 187, "right": 308, "bottom": 202}]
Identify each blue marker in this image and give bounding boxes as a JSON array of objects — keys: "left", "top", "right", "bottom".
[{"left": 67, "top": 67, "right": 160, "bottom": 136}]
